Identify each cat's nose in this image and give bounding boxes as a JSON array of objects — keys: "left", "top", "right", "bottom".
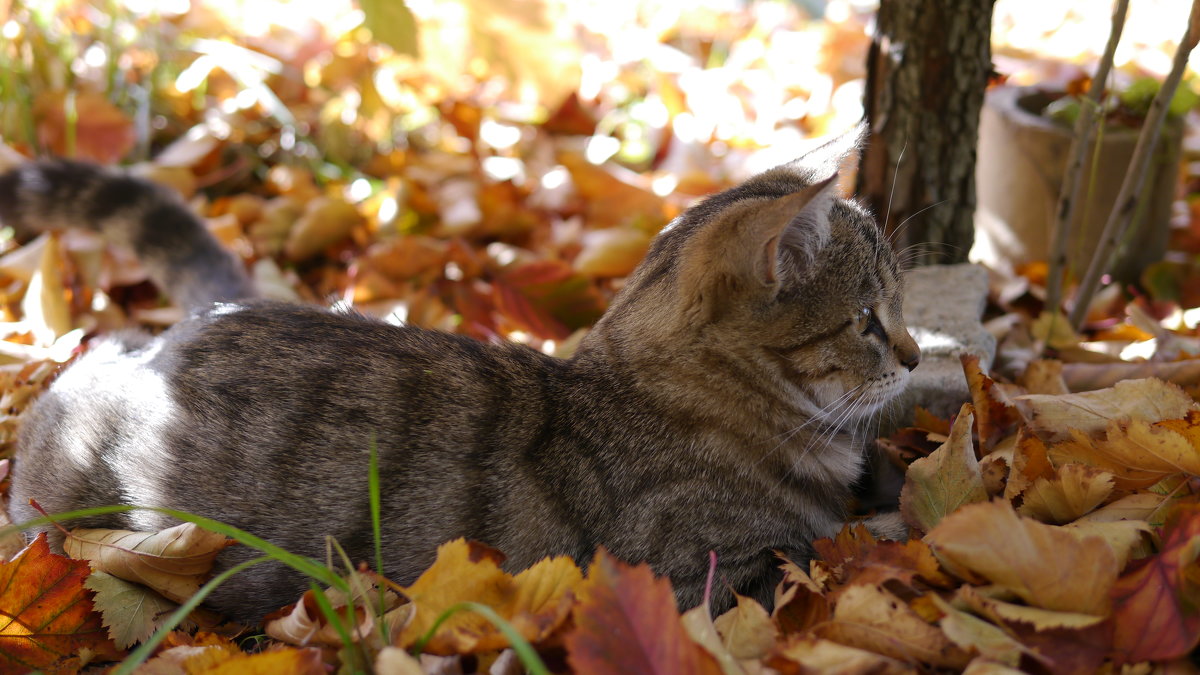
[
  {"left": 896, "top": 338, "right": 921, "bottom": 372},
  {"left": 902, "top": 351, "right": 920, "bottom": 372}
]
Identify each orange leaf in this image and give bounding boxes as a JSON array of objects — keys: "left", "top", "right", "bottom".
[
  {"left": 962, "top": 354, "right": 1020, "bottom": 454},
  {"left": 1110, "top": 503, "right": 1200, "bottom": 664},
  {"left": 0, "top": 533, "right": 115, "bottom": 672},
  {"left": 564, "top": 548, "right": 721, "bottom": 675},
  {"left": 34, "top": 91, "right": 135, "bottom": 165}
]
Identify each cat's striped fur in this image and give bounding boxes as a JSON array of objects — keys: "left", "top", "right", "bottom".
[{"left": 3, "top": 130, "right": 919, "bottom": 623}]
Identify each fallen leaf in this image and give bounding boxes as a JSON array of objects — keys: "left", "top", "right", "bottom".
[
  {"left": 1047, "top": 419, "right": 1200, "bottom": 490},
  {"left": 85, "top": 571, "right": 179, "bottom": 649},
  {"left": 928, "top": 593, "right": 1030, "bottom": 668},
  {"left": 1003, "top": 428, "right": 1056, "bottom": 501},
  {"left": 1110, "top": 502, "right": 1200, "bottom": 664},
  {"left": 22, "top": 232, "right": 73, "bottom": 346},
  {"left": 1076, "top": 492, "right": 1170, "bottom": 525},
  {"left": 396, "top": 538, "right": 581, "bottom": 654},
  {"left": 1016, "top": 463, "right": 1114, "bottom": 524},
  {"left": 64, "top": 522, "right": 235, "bottom": 603},
  {"left": 1062, "top": 519, "right": 1152, "bottom": 569},
  {"left": 767, "top": 636, "right": 912, "bottom": 675},
  {"left": 681, "top": 601, "right": 748, "bottom": 675},
  {"left": 962, "top": 355, "right": 1020, "bottom": 453},
  {"left": 1019, "top": 359, "right": 1070, "bottom": 395},
  {"left": 813, "top": 583, "right": 971, "bottom": 669},
  {"left": 284, "top": 197, "right": 363, "bottom": 262},
  {"left": 1014, "top": 378, "right": 1196, "bottom": 443},
  {"left": 574, "top": 227, "right": 654, "bottom": 278},
  {"left": 564, "top": 548, "right": 721, "bottom": 675},
  {"left": 771, "top": 557, "right": 830, "bottom": 635},
  {"left": 713, "top": 593, "right": 776, "bottom": 661},
  {"left": 840, "top": 539, "right": 955, "bottom": 591},
  {"left": 899, "top": 405, "right": 988, "bottom": 532},
  {"left": 184, "top": 645, "right": 327, "bottom": 674},
  {"left": 925, "top": 500, "right": 1118, "bottom": 616},
  {"left": 954, "top": 585, "right": 1107, "bottom": 630},
  {"left": 0, "top": 533, "right": 115, "bottom": 672}
]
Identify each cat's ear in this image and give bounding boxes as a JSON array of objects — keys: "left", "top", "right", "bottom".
[
  {"left": 678, "top": 173, "right": 839, "bottom": 324},
  {"left": 755, "top": 173, "right": 839, "bottom": 283}
]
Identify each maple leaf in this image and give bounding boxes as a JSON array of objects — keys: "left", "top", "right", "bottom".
[
  {"left": 1110, "top": 502, "right": 1200, "bottom": 664},
  {"left": 64, "top": 522, "right": 235, "bottom": 603},
  {"left": 564, "top": 548, "right": 721, "bottom": 675},
  {"left": 899, "top": 404, "right": 988, "bottom": 532},
  {"left": 0, "top": 533, "right": 116, "bottom": 672},
  {"left": 925, "top": 500, "right": 1118, "bottom": 616},
  {"left": 395, "top": 538, "right": 581, "bottom": 655}
]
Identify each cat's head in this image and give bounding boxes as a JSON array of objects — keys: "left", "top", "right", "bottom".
[{"left": 585, "top": 126, "right": 920, "bottom": 424}]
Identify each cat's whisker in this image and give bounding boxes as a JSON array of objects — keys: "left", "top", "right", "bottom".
[
  {"left": 883, "top": 138, "right": 907, "bottom": 240},
  {"left": 888, "top": 199, "right": 950, "bottom": 247},
  {"left": 757, "top": 384, "right": 866, "bottom": 466}
]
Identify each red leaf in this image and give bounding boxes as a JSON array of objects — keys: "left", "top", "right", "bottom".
[
  {"left": 1110, "top": 502, "right": 1200, "bottom": 664},
  {"left": 565, "top": 549, "right": 721, "bottom": 675},
  {"left": 493, "top": 281, "right": 571, "bottom": 341},
  {"left": 0, "top": 533, "right": 117, "bottom": 672}
]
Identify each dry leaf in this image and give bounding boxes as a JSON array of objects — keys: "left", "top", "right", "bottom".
[
  {"left": 564, "top": 548, "right": 721, "bottom": 675},
  {"left": 900, "top": 405, "right": 988, "bottom": 532},
  {"left": 0, "top": 533, "right": 115, "bottom": 672},
  {"left": 1047, "top": 419, "right": 1200, "bottom": 490},
  {"left": 813, "top": 583, "right": 971, "bottom": 669},
  {"left": 1016, "top": 463, "right": 1114, "bottom": 524},
  {"left": 396, "top": 538, "right": 581, "bottom": 654},
  {"left": 928, "top": 593, "right": 1030, "bottom": 668},
  {"left": 768, "top": 636, "right": 913, "bottom": 674},
  {"left": 925, "top": 500, "right": 1117, "bottom": 616},
  {"left": 1014, "top": 378, "right": 1196, "bottom": 443},
  {"left": 284, "top": 197, "right": 363, "bottom": 262},
  {"left": 1076, "top": 492, "right": 1170, "bottom": 525},
  {"left": 713, "top": 593, "right": 776, "bottom": 661},
  {"left": 182, "top": 645, "right": 326, "bottom": 674},
  {"left": 962, "top": 355, "right": 1020, "bottom": 453},
  {"left": 681, "top": 602, "right": 750, "bottom": 675},
  {"left": 65, "top": 522, "right": 235, "bottom": 603},
  {"left": 574, "top": 227, "right": 653, "bottom": 278},
  {"left": 1110, "top": 503, "right": 1200, "bottom": 664}
]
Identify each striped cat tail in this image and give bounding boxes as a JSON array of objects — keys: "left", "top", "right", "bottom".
[{"left": 0, "top": 159, "right": 256, "bottom": 310}]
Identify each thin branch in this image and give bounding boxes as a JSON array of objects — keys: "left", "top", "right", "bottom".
[
  {"left": 1069, "top": 0, "right": 1200, "bottom": 330},
  {"left": 1044, "top": 0, "right": 1129, "bottom": 316}
]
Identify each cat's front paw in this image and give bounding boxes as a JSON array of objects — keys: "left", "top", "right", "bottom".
[{"left": 862, "top": 511, "right": 909, "bottom": 542}]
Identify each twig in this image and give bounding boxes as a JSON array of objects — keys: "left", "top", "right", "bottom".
[
  {"left": 1044, "top": 0, "right": 1129, "bottom": 317},
  {"left": 1069, "top": 0, "right": 1200, "bottom": 330}
]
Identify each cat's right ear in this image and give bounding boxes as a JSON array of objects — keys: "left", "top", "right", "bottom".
[{"left": 789, "top": 121, "right": 866, "bottom": 178}]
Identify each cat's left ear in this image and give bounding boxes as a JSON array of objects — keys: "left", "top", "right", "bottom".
[
  {"left": 788, "top": 121, "right": 866, "bottom": 178},
  {"left": 754, "top": 173, "right": 840, "bottom": 284}
]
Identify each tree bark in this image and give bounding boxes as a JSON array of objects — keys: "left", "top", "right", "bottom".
[{"left": 857, "top": 0, "right": 996, "bottom": 265}]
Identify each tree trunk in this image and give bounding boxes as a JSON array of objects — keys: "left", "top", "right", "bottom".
[{"left": 857, "top": 0, "right": 996, "bottom": 265}]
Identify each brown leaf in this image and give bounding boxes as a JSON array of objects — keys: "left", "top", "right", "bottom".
[
  {"left": 564, "top": 548, "right": 721, "bottom": 675},
  {"left": 899, "top": 405, "right": 988, "bottom": 532},
  {"left": 574, "top": 227, "right": 653, "bottom": 278},
  {"left": 1110, "top": 502, "right": 1200, "bottom": 664},
  {"left": 772, "top": 557, "right": 830, "bottom": 636},
  {"left": 1003, "top": 428, "right": 1056, "bottom": 501},
  {"left": 1014, "top": 378, "right": 1195, "bottom": 444},
  {"left": 64, "top": 522, "right": 235, "bottom": 603},
  {"left": 284, "top": 197, "right": 363, "bottom": 262},
  {"left": 841, "top": 539, "right": 954, "bottom": 591},
  {"left": 925, "top": 500, "right": 1118, "bottom": 616},
  {"left": 1019, "top": 359, "right": 1070, "bottom": 395},
  {"left": 962, "top": 354, "right": 1020, "bottom": 453},
  {"left": 0, "top": 533, "right": 116, "bottom": 672},
  {"left": 928, "top": 594, "right": 1030, "bottom": 668}
]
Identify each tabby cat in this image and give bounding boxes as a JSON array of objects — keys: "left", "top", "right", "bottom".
[{"left": 2, "top": 129, "right": 919, "bottom": 624}]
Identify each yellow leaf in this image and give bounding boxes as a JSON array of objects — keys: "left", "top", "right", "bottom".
[
  {"left": 1016, "top": 463, "right": 1114, "bottom": 524},
  {"left": 929, "top": 594, "right": 1028, "bottom": 667},
  {"left": 1076, "top": 492, "right": 1169, "bottom": 525},
  {"left": 64, "top": 522, "right": 234, "bottom": 603},
  {"left": 184, "top": 646, "right": 326, "bottom": 674},
  {"left": 814, "top": 584, "right": 971, "bottom": 669},
  {"left": 1062, "top": 519, "right": 1152, "bottom": 569},
  {"left": 395, "top": 539, "right": 581, "bottom": 654},
  {"left": 284, "top": 197, "right": 363, "bottom": 262},
  {"left": 574, "top": 227, "right": 653, "bottom": 278},
  {"left": 925, "top": 500, "right": 1117, "bottom": 616},
  {"left": 954, "top": 584, "right": 1106, "bottom": 630},
  {"left": 23, "top": 232, "right": 72, "bottom": 345},
  {"left": 1047, "top": 419, "right": 1200, "bottom": 490}
]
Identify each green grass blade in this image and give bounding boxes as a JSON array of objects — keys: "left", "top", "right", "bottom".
[{"left": 112, "top": 555, "right": 272, "bottom": 675}]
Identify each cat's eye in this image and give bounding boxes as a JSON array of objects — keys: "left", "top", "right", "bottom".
[{"left": 857, "top": 306, "right": 887, "bottom": 341}]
